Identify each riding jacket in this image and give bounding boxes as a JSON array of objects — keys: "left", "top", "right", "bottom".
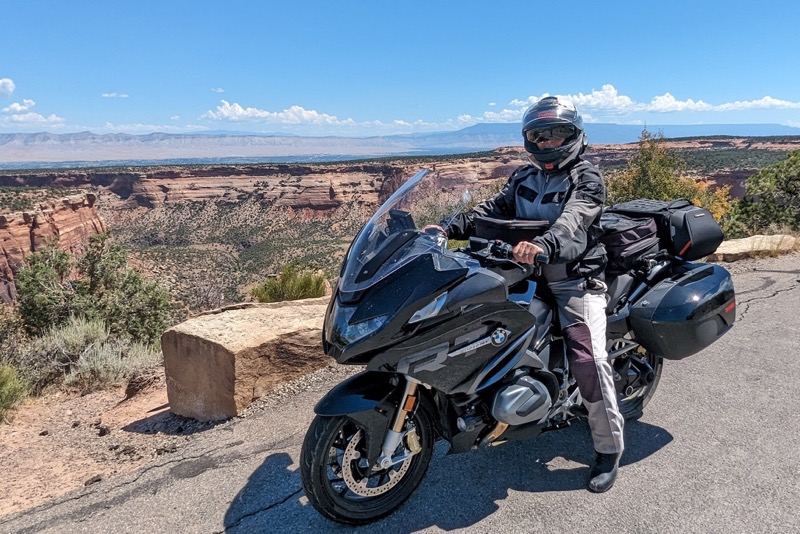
[{"left": 445, "top": 158, "right": 607, "bottom": 283}]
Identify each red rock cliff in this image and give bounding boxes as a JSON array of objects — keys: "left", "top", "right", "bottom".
[{"left": 0, "top": 193, "right": 106, "bottom": 303}]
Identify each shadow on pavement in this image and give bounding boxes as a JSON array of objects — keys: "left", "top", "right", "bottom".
[
  {"left": 121, "top": 409, "right": 225, "bottom": 436},
  {"left": 223, "top": 419, "right": 672, "bottom": 533}
]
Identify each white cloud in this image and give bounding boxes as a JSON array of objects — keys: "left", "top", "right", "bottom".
[
  {"left": 2, "top": 98, "right": 36, "bottom": 112},
  {"left": 0, "top": 78, "right": 14, "bottom": 97},
  {"left": 101, "top": 92, "right": 129, "bottom": 98},
  {"left": 3, "top": 112, "right": 65, "bottom": 125},
  {"left": 211, "top": 87, "right": 225, "bottom": 93},
  {"left": 713, "top": 95, "right": 800, "bottom": 111},
  {"left": 488, "top": 102, "right": 497, "bottom": 107},
  {"left": 1, "top": 97, "right": 64, "bottom": 127},
  {"left": 170, "top": 115, "right": 181, "bottom": 120},
  {"left": 510, "top": 84, "right": 800, "bottom": 119},
  {"left": 203, "top": 100, "right": 354, "bottom": 126}
]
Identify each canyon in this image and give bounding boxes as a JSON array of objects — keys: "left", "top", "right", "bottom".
[{"left": 1, "top": 138, "right": 797, "bottom": 308}]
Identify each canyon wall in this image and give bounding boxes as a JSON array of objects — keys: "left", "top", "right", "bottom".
[{"left": 0, "top": 193, "right": 106, "bottom": 303}]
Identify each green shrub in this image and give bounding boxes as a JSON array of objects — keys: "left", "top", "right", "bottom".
[
  {"left": 723, "top": 151, "right": 800, "bottom": 238},
  {"left": 252, "top": 265, "right": 327, "bottom": 303},
  {"left": 13, "top": 316, "right": 162, "bottom": 395},
  {"left": 15, "top": 233, "right": 172, "bottom": 346},
  {"left": 64, "top": 338, "right": 162, "bottom": 394},
  {"left": 16, "top": 316, "right": 109, "bottom": 395},
  {"left": 14, "top": 247, "right": 74, "bottom": 336},
  {"left": 0, "top": 364, "right": 26, "bottom": 422}
]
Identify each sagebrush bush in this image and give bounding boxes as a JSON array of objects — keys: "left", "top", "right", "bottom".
[
  {"left": 0, "top": 364, "right": 26, "bottom": 422},
  {"left": 17, "top": 316, "right": 109, "bottom": 395},
  {"left": 13, "top": 316, "right": 162, "bottom": 395},
  {"left": 252, "top": 265, "right": 327, "bottom": 303},
  {"left": 64, "top": 338, "right": 162, "bottom": 394}
]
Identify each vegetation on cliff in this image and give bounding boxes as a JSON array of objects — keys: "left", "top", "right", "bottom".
[
  {"left": 1, "top": 233, "right": 169, "bottom": 400},
  {"left": 723, "top": 150, "right": 800, "bottom": 238},
  {"left": 251, "top": 265, "right": 327, "bottom": 303}
]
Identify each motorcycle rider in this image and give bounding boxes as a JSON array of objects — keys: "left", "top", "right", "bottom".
[{"left": 437, "top": 96, "right": 624, "bottom": 492}]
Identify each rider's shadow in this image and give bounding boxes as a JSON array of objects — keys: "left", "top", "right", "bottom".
[{"left": 223, "top": 419, "right": 672, "bottom": 533}]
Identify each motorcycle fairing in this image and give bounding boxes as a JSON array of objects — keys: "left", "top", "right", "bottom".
[
  {"left": 324, "top": 253, "right": 470, "bottom": 362},
  {"left": 368, "top": 302, "right": 538, "bottom": 394}
]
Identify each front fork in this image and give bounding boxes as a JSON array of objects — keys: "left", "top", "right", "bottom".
[{"left": 375, "top": 377, "right": 422, "bottom": 470}]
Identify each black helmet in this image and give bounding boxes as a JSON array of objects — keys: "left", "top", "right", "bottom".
[{"left": 521, "top": 96, "right": 587, "bottom": 171}]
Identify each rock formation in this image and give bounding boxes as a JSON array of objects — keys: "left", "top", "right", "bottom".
[{"left": 0, "top": 193, "right": 106, "bottom": 303}]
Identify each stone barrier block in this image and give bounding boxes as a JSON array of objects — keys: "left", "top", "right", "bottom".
[{"left": 162, "top": 297, "right": 330, "bottom": 421}]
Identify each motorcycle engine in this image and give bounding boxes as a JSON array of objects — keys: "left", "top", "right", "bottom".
[{"left": 491, "top": 373, "right": 553, "bottom": 426}]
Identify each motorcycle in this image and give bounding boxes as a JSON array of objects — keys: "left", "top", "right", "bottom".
[{"left": 300, "top": 169, "right": 736, "bottom": 524}]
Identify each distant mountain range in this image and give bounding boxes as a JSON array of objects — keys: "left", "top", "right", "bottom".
[{"left": 1, "top": 123, "right": 799, "bottom": 169}]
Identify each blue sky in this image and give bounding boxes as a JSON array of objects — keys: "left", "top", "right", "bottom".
[{"left": 2, "top": 0, "right": 800, "bottom": 136}]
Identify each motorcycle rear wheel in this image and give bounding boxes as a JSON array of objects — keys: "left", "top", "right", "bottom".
[
  {"left": 613, "top": 348, "right": 664, "bottom": 420},
  {"left": 300, "top": 407, "right": 434, "bottom": 525}
]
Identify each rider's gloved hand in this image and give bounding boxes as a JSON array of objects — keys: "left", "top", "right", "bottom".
[{"left": 512, "top": 240, "right": 545, "bottom": 264}]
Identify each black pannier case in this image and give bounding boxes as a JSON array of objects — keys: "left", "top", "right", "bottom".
[
  {"left": 606, "top": 198, "right": 724, "bottom": 260},
  {"left": 473, "top": 216, "right": 549, "bottom": 245},
  {"left": 600, "top": 212, "right": 660, "bottom": 274},
  {"left": 629, "top": 262, "right": 736, "bottom": 359}
]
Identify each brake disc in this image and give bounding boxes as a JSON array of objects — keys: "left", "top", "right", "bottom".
[{"left": 340, "top": 429, "right": 413, "bottom": 497}]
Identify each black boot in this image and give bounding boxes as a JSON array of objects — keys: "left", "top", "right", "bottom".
[{"left": 587, "top": 451, "right": 620, "bottom": 493}]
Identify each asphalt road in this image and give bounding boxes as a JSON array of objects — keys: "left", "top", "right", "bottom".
[{"left": 3, "top": 253, "right": 799, "bottom": 534}]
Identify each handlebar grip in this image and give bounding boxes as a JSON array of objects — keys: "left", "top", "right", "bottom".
[{"left": 489, "top": 241, "right": 549, "bottom": 264}]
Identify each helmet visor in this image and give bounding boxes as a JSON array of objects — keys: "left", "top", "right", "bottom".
[{"left": 525, "top": 124, "right": 576, "bottom": 144}]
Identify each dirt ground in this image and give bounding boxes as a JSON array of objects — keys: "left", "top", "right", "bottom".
[{"left": 0, "top": 369, "right": 214, "bottom": 518}]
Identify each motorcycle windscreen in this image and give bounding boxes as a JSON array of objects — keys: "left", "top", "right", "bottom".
[{"left": 338, "top": 169, "right": 477, "bottom": 295}]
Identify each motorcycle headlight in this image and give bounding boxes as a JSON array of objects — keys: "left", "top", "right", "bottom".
[{"left": 327, "top": 303, "right": 389, "bottom": 346}]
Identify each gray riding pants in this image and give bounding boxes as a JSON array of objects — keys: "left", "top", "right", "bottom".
[{"left": 550, "top": 277, "right": 624, "bottom": 455}]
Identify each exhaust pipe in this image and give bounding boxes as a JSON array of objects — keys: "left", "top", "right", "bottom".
[{"left": 478, "top": 422, "right": 508, "bottom": 448}]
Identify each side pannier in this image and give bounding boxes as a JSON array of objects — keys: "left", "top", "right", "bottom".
[
  {"left": 606, "top": 198, "right": 724, "bottom": 261},
  {"left": 599, "top": 212, "right": 660, "bottom": 275}
]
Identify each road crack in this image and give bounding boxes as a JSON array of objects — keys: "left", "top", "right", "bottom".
[
  {"left": 217, "top": 488, "right": 303, "bottom": 533},
  {"left": 736, "top": 283, "right": 799, "bottom": 322}
]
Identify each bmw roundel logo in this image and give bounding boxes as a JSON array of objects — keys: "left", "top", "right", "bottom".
[{"left": 491, "top": 328, "right": 510, "bottom": 346}]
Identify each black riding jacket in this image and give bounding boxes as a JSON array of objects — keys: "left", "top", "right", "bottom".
[{"left": 445, "top": 158, "right": 607, "bottom": 282}]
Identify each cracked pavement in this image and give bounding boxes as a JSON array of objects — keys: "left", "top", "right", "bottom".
[{"left": 2, "top": 252, "right": 799, "bottom": 534}]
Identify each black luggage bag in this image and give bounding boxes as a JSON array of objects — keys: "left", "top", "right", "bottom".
[
  {"left": 600, "top": 212, "right": 660, "bottom": 275},
  {"left": 605, "top": 198, "right": 724, "bottom": 261}
]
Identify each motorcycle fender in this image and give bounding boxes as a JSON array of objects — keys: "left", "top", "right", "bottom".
[
  {"left": 314, "top": 371, "right": 397, "bottom": 466},
  {"left": 314, "top": 370, "right": 396, "bottom": 415}
]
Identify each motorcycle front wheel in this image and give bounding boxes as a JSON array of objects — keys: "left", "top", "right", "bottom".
[{"left": 300, "top": 406, "right": 434, "bottom": 525}]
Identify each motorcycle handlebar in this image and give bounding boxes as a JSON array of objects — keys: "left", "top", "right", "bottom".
[{"left": 489, "top": 240, "right": 549, "bottom": 265}]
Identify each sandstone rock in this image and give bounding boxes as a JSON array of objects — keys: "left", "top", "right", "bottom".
[
  {"left": 0, "top": 192, "right": 106, "bottom": 303},
  {"left": 162, "top": 297, "right": 330, "bottom": 421},
  {"left": 707, "top": 234, "right": 796, "bottom": 262}
]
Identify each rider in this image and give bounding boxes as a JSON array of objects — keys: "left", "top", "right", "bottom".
[{"left": 440, "top": 96, "right": 624, "bottom": 493}]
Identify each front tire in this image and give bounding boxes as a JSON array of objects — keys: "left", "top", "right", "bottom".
[{"left": 300, "top": 406, "right": 434, "bottom": 525}]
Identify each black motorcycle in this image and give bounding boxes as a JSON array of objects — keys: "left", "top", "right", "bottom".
[{"left": 300, "top": 170, "right": 736, "bottom": 524}]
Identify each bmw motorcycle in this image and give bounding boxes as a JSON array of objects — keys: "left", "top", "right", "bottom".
[{"left": 300, "top": 170, "right": 736, "bottom": 524}]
